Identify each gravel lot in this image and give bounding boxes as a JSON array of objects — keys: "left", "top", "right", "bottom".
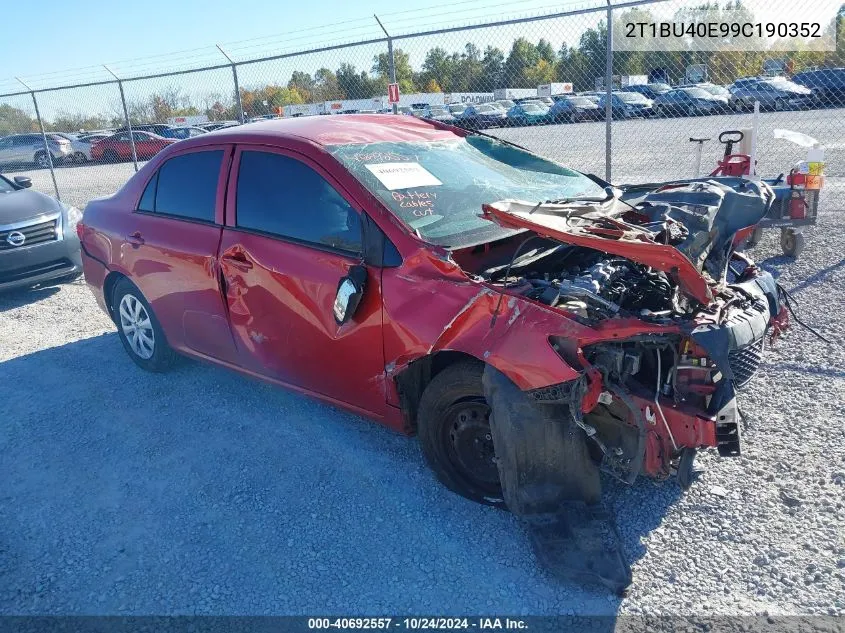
[{"left": 1, "top": 110, "right": 844, "bottom": 618}]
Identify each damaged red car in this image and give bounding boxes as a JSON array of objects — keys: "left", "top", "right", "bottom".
[{"left": 78, "top": 115, "right": 786, "bottom": 590}]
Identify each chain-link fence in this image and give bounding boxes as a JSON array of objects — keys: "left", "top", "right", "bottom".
[{"left": 0, "top": 0, "right": 842, "bottom": 210}]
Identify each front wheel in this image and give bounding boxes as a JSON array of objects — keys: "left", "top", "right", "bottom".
[
  {"left": 774, "top": 98, "right": 788, "bottom": 112},
  {"left": 113, "top": 278, "right": 177, "bottom": 372},
  {"left": 417, "top": 361, "right": 505, "bottom": 508},
  {"left": 34, "top": 152, "right": 51, "bottom": 169},
  {"left": 781, "top": 228, "right": 805, "bottom": 258}
]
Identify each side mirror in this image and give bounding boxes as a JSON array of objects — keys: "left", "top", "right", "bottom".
[
  {"left": 333, "top": 264, "right": 367, "bottom": 325},
  {"left": 13, "top": 176, "right": 32, "bottom": 188}
]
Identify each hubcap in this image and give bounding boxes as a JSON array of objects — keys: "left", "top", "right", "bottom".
[
  {"left": 37, "top": 154, "right": 49, "bottom": 167},
  {"left": 445, "top": 400, "right": 499, "bottom": 490},
  {"left": 119, "top": 294, "right": 155, "bottom": 359}
]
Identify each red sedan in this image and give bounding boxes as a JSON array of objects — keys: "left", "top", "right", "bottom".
[
  {"left": 90, "top": 131, "right": 175, "bottom": 162},
  {"left": 77, "top": 115, "right": 785, "bottom": 589}
]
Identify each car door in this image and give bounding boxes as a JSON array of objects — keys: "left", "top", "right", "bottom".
[
  {"left": 122, "top": 144, "right": 240, "bottom": 364},
  {"left": 0, "top": 137, "right": 13, "bottom": 166},
  {"left": 218, "top": 145, "right": 386, "bottom": 416}
]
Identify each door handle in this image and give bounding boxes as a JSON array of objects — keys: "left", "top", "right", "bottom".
[
  {"left": 127, "top": 231, "right": 144, "bottom": 246},
  {"left": 221, "top": 253, "right": 253, "bottom": 272}
]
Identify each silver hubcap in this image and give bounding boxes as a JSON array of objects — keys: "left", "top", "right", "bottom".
[
  {"left": 37, "top": 154, "right": 49, "bottom": 167},
  {"left": 119, "top": 294, "right": 155, "bottom": 359}
]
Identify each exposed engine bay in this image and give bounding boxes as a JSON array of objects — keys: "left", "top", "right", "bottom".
[{"left": 482, "top": 245, "right": 680, "bottom": 321}]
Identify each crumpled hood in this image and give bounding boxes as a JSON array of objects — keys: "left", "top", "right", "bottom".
[{"left": 480, "top": 178, "right": 773, "bottom": 306}]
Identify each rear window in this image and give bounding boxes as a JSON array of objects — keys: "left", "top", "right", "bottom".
[
  {"left": 329, "top": 136, "right": 603, "bottom": 249},
  {"left": 139, "top": 150, "right": 222, "bottom": 222}
]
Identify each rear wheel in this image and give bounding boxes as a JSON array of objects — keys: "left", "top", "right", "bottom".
[
  {"left": 417, "top": 361, "right": 505, "bottom": 508},
  {"left": 103, "top": 149, "right": 119, "bottom": 163},
  {"left": 73, "top": 151, "right": 87, "bottom": 164},
  {"left": 34, "top": 151, "right": 51, "bottom": 169},
  {"left": 112, "top": 278, "right": 176, "bottom": 372}
]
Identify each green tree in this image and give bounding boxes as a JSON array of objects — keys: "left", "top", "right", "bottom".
[
  {"left": 0, "top": 104, "right": 36, "bottom": 134},
  {"left": 288, "top": 71, "right": 316, "bottom": 101},
  {"left": 372, "top": 48, "right": 415, "bottom": 93},
  {"left": 503, "top": 38, "right": 540, "bottom": 87},
  {"left": 480, "top": 46, "right": 505, "bottom": 90}
]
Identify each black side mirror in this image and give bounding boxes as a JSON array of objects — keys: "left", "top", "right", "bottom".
[
  {"left": 13, "top": 176, "right": 32, "bottom": 188},
  {"left": 333, "top": 264, "right": 367, "bottom": 325}
]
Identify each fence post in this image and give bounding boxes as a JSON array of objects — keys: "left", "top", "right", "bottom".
[
  {"left": 104, "top": 66, "right": 138, "bottom": 172},
  {"left": 374, "top": 16, "right": 398, "bottom": 114},
  {"left": 16, "top": 78, "right": 61, "bottom": 201},
  {"left": 217, "top": 46, "right": 245, "bottom": 123},
  {"left": 604, "top": 0, "right": 613, "bottom": 182}
]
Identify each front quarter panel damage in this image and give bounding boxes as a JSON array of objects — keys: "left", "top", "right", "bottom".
[{"left": 382, "top": 247, "right": 585, "bottom": 402}]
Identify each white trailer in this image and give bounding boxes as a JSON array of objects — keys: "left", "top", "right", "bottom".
[
  {"left": 619, "top": 75, "right": 648, "bottom": 87},
  {"left": 396, "top": 92, "right": 446, "bottom": 107},
  {"left": 537, "top": 83, "right": 573, "bottom": 97},
  {"left": 282, "top": 103, "right": 321, "bottom": 118},
  {"left": 493, "top": 88, "right": 537, "bottom": 100},
  {"left": 443, "top": 92, "right": 495, "bottom": 105},
  {"left": 166, "top": 115, "right": 208, "bottom": 126}
]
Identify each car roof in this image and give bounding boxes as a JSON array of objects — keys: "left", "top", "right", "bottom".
[{"left": 193, "top": 114, "right": 458, "bottom": 148}]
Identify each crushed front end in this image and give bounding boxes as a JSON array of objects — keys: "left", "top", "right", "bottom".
[{"left": 469, "top": 178, "right": 787, "bottom": 589}]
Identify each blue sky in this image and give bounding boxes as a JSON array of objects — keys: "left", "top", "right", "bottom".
[
  {"left": 0, "top": 0, "right": 607, "bottom": 91},
  {"left": 0, "top": 0, "right": 836, "bottom": 120}
]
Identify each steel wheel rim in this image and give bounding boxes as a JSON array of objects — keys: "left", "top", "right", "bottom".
[
  {"left": 119, "top": 294, "right": 155, "bottom": 359},
  {"left": 442, "top": 398, "right": 500, "bottom": 493},
  {"left": 36, "top": 154, "right": 49, "bottom": 168}
]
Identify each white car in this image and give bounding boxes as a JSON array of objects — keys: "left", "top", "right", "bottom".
[{"left": 55, "top": 133, "right": 93, "bottom": 164}]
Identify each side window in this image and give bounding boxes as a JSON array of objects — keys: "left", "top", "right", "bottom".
[
  {"left": 235, "top": 151, "right": 362, "bottom": 254},
  {"left": 137, "top": 171, "right": 158, "bottom": 212},
  {"left": 141, "top": 150, "right": 222, "bottom": 222},
  {"left": 132, "top": 132, "right": 148, "bottom": 141}
]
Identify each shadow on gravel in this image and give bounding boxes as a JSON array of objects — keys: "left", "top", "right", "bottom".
[
  {"left": 1, "top": 333, "right": 685, "bottom": 615},
  {"left": 0, "top": 285, "right": 61, "bottom": 313}
]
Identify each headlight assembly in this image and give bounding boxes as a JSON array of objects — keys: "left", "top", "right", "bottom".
[{"left": 64, "top": 203, "right": 83, "bottom": 227}]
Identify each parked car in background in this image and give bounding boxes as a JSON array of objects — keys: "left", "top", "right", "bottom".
[
  {"left": 730, "top": 78, "right": 813, "bottom": 111},
  {"left": 91, "top": 131, "right": 176, "bottom": 162},
  {"left": 679, "top": 82, "right": 732, "bottom": 104},
  {"left": 493, "top": 99, "right": 515, "bottom": 111},
  {"left": 0, "top": 172, "right": 83, "bottom": 292},
  {"left": 597, "top": 91, "right": 654, "bottom": 118},
  {"left": 162, "top": 126, "right": 207, "bottom": 140},
  {"left": 792, "top": 67, "right": 845, "bottom": 106},
  {"left": 0, "top": 133, "right": 73, "bottom": 169},
  {"left": 78, "top": 132, "right": 112, "bottom": 145},
  {"left": 426, "top": 106, "right": 457, "bottom": 123},
  {"left": 112, "top": 124, "right": 175, "bottom": 137},
  {"left": 547, "top": 95, "right": 602, "bottom": 123},
  {"left": 577, "top": 92, "right": 602, "bottom": 104},
  {"left": 54, "top": 133, "right": 93, "bottom": 164},
  {"left": 197, "top": 120, "right": 240, "bottom": 131},
  {"left": 625, "top": 83, "right": 671, "bottom": 100},
  {"left": 455, "top": 103, "right": 507, "bottom": 129},
  {"left": 505, "top": 102, "right": 549, "bottom": 126},
  {"left": 653, "top": 87, "right": 728, "bottom": 117}
]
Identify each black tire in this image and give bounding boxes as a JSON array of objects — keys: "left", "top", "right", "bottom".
[
  {"left": 780, "top": 228, "right": 805, "bottom": 258},
  {"left": 34, "top": 151, "right": 51, "bottom": 169},
  {"left": 417, "top": 361, "right": 505, "bottom": 508},
  {"left": 774, "top": 98, "right": 788, "bottom": 112},
  {"left": 103, "top": 149, "right": 119, "bottom": 163},
  {"left": 112, "top": 277, "right": 176, "bottom": 372},
  {"left": 745, "top": 226, "right": 764, "bottom": 249}
]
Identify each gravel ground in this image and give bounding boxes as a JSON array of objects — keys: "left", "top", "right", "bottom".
[{"left": 1, "top": 112, "right": 844, "bottom": 618}]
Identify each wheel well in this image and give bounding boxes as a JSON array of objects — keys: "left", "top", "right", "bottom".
[
  {"left": 102, "top": 271, "right": 127, "bottom": 322},
  {"left": 394, "top": 350, "right": 483, "bottom": 434}
]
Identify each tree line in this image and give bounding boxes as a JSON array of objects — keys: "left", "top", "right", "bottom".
[{"left": 1, "top": 2, "right": 842, "bottom": 132}]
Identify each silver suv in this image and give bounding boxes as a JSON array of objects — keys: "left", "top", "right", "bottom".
[{"left": 0, "top": 133, "right": 73, "bottom": 169}]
